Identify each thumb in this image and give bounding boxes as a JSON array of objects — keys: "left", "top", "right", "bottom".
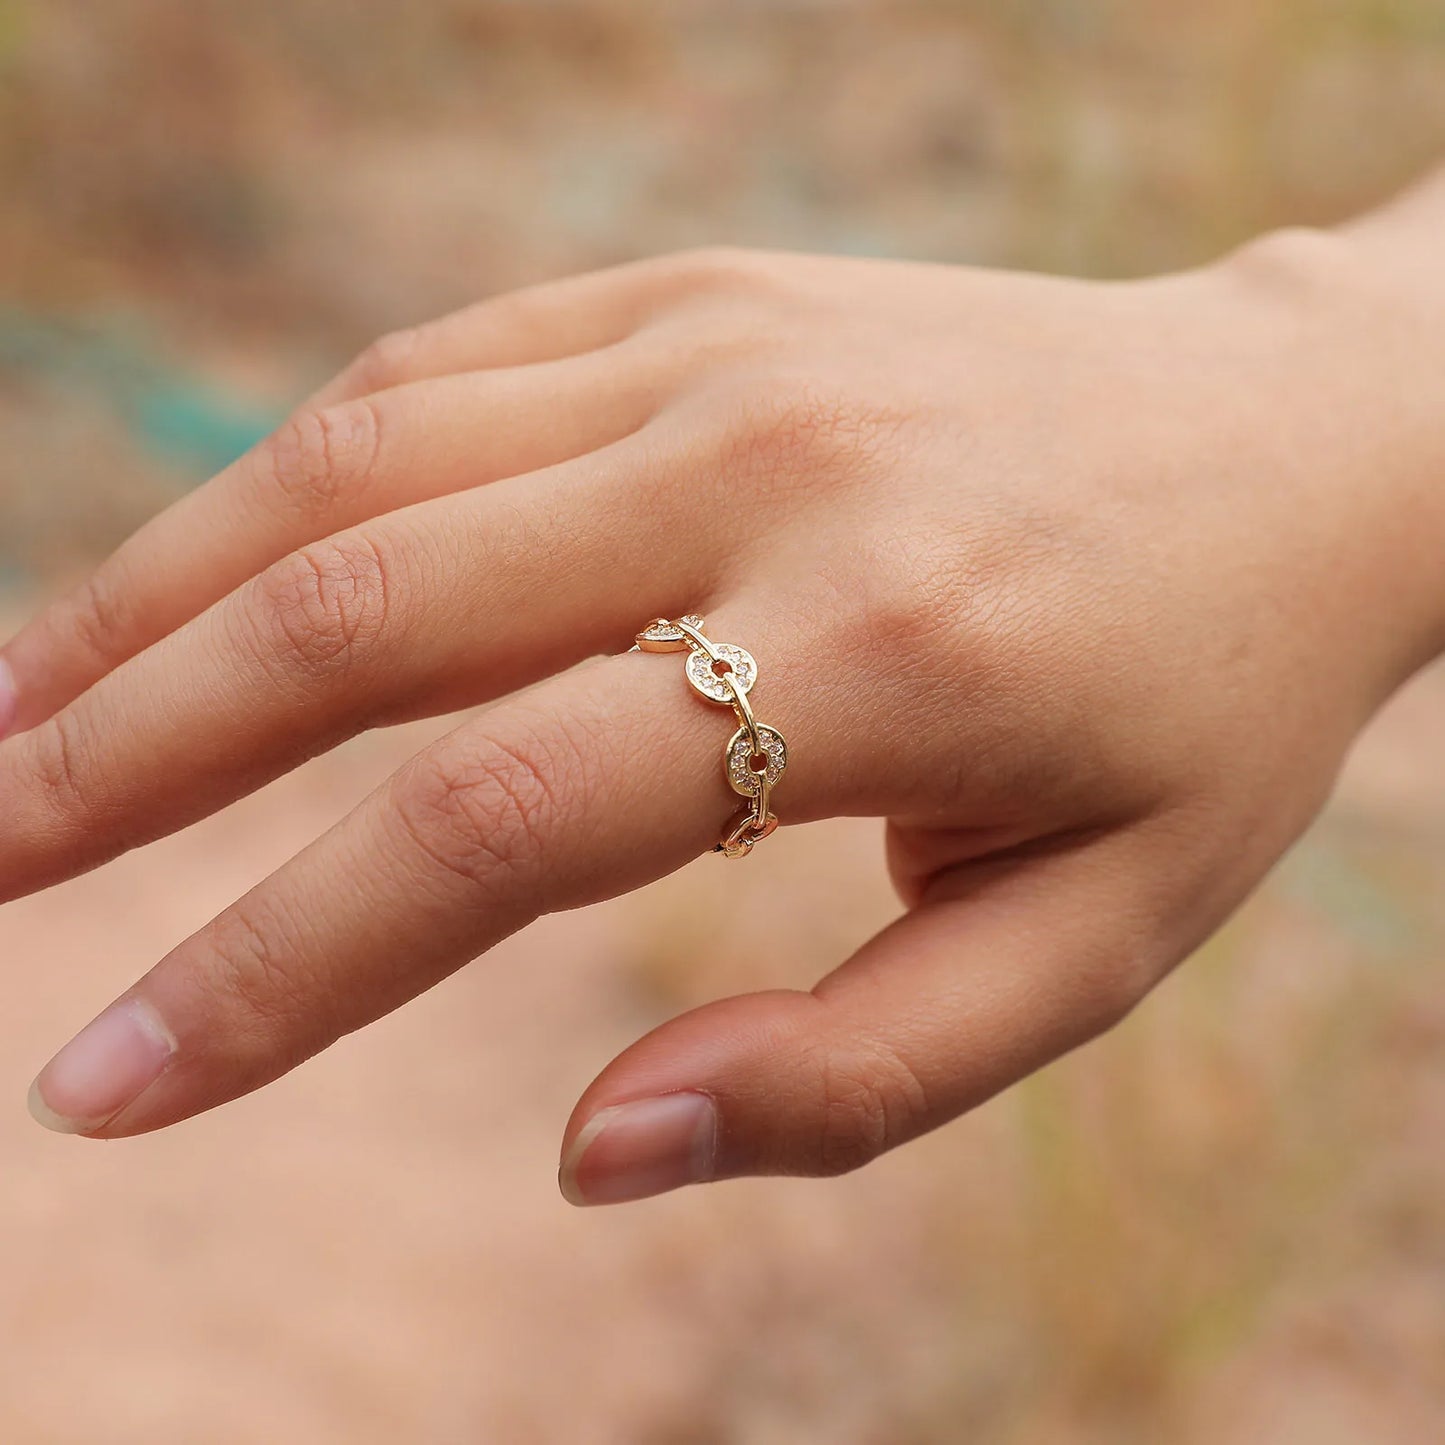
[{"left": 558, "top": 839, "right": 1168, "bottom": 1207}]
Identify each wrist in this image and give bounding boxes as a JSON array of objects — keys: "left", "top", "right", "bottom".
[{"left": 1201, "top": 212, "right": 1445, "bottom": 705}]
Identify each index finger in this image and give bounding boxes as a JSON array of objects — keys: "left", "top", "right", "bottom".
[{"left": 1, "top": 249, "right": 726, "bottom": 738}]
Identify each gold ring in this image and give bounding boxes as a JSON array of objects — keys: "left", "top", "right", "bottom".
[{"left": 634, "top": 615, "right": 787, "bottom": 858}]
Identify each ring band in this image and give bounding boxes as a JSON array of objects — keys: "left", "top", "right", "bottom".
[{"left": 634, "top": 615, "right": 787, "bottom": 858}]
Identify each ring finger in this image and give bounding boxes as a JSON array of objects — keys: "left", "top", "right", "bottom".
[{"left": 26, "top": 616, "right": 820, "bottom": 1137}]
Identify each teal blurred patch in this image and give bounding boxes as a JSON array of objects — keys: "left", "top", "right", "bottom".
[
  {"left": 131, "top": 381, "right": 278, "bottom": 475},
  {"left": 0, "top": 308, "right": 282, "bottom": 476}
]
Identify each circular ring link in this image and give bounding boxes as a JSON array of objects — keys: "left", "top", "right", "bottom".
[{"left": 635, "top": 616, "right": 787, "bottom": 860}]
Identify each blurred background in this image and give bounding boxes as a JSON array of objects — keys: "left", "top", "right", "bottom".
[{"left": 2, "top": 2, "right": 1445, "bottom": 1441}]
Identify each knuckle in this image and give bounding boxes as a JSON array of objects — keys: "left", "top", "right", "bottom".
[
  {"left": 1225, "top": 225, "right": 1355, "bottom": 301},
  {"left": 248, "top": 534, "right": 395, "bottom": 682},
  {"left": 395, "top": 728, "right": 568, "bottom": 894},
  {"left": 343, "top": 326, "right": 424, "bottom": 394},
  {"left": 482, "top": 282, "right": 557, "bottom": 337},
  {"left": 65, "top": 566, "right": 139, "bottom": 667},
  {"left": 630, "top": 296, "right": 784, "bottom": 382},
  {"left": 651, "top": 245, "right": 778, "bottom": 302},
  {"left": 724, "top": 375, "right": 899, "bottom": 489},
  {"left": 257, "top": 399, "right": 384, "bottom": 521},
  {"left": 204, "top": 904, "right": 318, "bottom": 1047},
  {"left": 676, "top": 244, "right": 759, "bottom": 280},
  {"left": 813, "top": 1039, "right": 929, "bottom": 1178},
  {"left": 27, "top": 709, "right": 96, "bottom": 824},
  {"left": 844, "top": 536, "right": 970, "bottom": 669}
]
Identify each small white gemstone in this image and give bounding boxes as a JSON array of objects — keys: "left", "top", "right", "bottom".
[
  {"left": 685, "top": 643, "right": 757, "bottom": 703},
  {"left": 723, "top": 724, "right": 786, "bottom": 795}
]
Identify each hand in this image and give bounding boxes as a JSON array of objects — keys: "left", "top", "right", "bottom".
[{"left": 7, "top": 221, "right": 1443, "bottom": 1204}]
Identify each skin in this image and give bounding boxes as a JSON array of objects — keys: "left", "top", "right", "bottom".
[{"left": 6, "top": 167, "right": 1445, "bottom": 1207}]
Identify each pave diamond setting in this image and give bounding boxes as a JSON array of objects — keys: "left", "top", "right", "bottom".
[
  {"left": 635, "top": 615, "right": 784, "bottom": 859},
  {"left": 635, "top": 615, "right": 706, "bottom": 651},
  {"left": 685, "top": 643, "right": 757, "bottom": 703},
  {"left": 726, "top": 724, "right": 787, "bottom": 796}
]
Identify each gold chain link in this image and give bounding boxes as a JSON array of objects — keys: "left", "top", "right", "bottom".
[{"left": 633, "top": 615, "right": 787, "bottom": 858}]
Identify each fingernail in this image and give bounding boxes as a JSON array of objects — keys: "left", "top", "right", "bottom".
[
  {"left": 0, "top": 658, "right": 16, "bottom": 740},
  {"left": 559, "top": 1092, "right": 717, "bottom": 1207},
  {"left": 28, "top": 997, "right": 176, "bottom": 1135}
]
